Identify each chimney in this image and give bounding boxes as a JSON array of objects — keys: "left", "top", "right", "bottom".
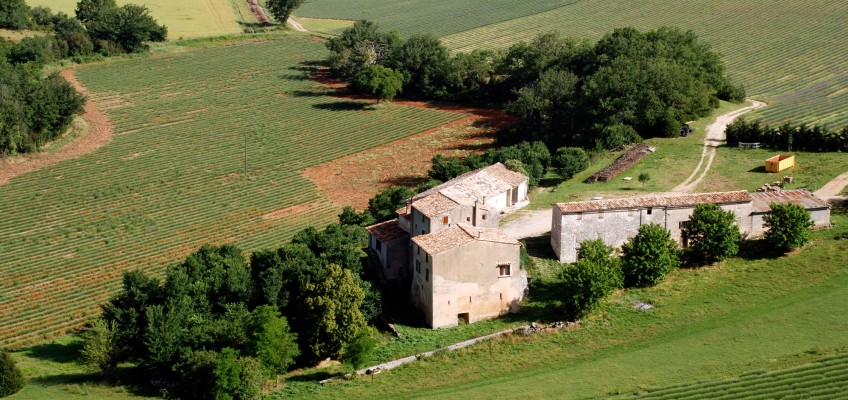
[{"left": 405, "top": 198, "right": 411, "bottom": 214}]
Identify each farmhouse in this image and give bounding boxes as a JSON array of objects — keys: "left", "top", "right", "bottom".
[
  {"left": 365, "top": 162, "right": 529, "bottom": 327},
  {"left": 411, "top": 224, "right": 527, "bottom": 328},
  {"left": 551, "top": 189, "right": 831, "bottom": 263}
]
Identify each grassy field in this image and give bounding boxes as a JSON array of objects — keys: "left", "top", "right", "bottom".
[
  {"left": 0, "top": 34, "right": 466, "bottom": 348},
  {"left": 273, "top": 209, "right": 848, "bottom": 398},
  {"left": 25, "top": 0, "right": 245, "bottom": 38}
]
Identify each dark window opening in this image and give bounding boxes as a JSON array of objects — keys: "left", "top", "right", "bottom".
[
  {"left": 647, "top": 208, "right": 653, "bottom": 215},
  {"left": 498, "top": 264, "right": 511, "bottom": 276},
  {"left": 425, "top": 269, "right": 429, "bottom": 281}
]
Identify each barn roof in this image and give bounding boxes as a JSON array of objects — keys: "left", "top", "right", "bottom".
[
  {"left": 365, "top": 220, "right": 409, "bottom": 242},
  {"left": 555, "top": 191, "right": 752, "bottom": 214},
  {"left": 750, "top": 190, "right": 830, "bottom": 213},
  {"left": 412, "top": 224, "right": 519, "bottom": 255},
  {"left": 412, "top": 163, "right": 528, "bottom": 217}
]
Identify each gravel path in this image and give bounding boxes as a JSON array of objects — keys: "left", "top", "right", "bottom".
[
  {"left": 500, "top": 208, "right": 553, "bottom": 239},
  {"left": 288, "top": 17, "right": 307, "bottom": 32},
  {"left": 815, "top": 171, "right": 848, "bottom": 200}
]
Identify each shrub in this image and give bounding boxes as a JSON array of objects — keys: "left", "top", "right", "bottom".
[
  {"left": 342, "top": 327, "right": 378, "bottom": 372},
  {"left": 561, "top": 258, "right": 622, "bottom": 320},
  {"left": 577, "top": 238, "right": 616, "bottom": 264},
  {"left": 764, "top": 203, "right": 814, "bottom": 252},
  {"left": 682, "top": 204, "right": 741, "bottom": 262},
  {"left": 81, "top": 318, "right": 120, "bottom": 377},
  {"left": 621, "top": 223, "right": 680, "bottom": 287},
  {"left": 0, "top": 350, "right": 24, "bottom": 398},
  {"left": 553, "top": 147, "right": 589, "bottom": 179}
]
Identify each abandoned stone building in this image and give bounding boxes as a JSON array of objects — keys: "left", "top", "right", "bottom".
[
  {"left": 365, "top": 162, "right": 529, "bottom": 328},
  {"left": 551, "top": 189, "right": 831, "bottom": 263}
]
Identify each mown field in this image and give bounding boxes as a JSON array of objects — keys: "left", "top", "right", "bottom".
[
  {"left": 24, "top": 0, "right": 245, "bottom": 38},
  {"left": 0, "top": 34, "right": 465, "bottom": 348},
  {"left": 302, "top": 0, "right": 848, "bottom": 128}
]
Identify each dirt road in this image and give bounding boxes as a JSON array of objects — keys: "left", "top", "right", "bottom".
[
  {"left": 288, "top": 17, "right": 307, "bottom": 32},
  {"left": 814, "top": 171, "right": 848, "bottom": 200}
]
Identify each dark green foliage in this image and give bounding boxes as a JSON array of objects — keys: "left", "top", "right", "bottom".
[
  {"left": 682, "top": 204, "right": 741, "bottom": 262},
  {"left": 593, "top": 123, "right": 642, "bottom": 150},
  {"left": 326, "top": 20, "right": 403, "bottom": 81},
  {"left": 353, "top": 65, "right": 403, "bottom": 101},
  {"left": 338, "top": 205, "right": 375, "bottom": 226},
  {"left": 165, "top": 243, "right": 253, "bottom": 314},
  {"left": 172, "top": 349, "right": 219, "bottom": 400},
  {"left": 81, "top": 318, "right": 120, "bottom": 377},
  {"left": 101, "top": 270, "right": 162, "bottom": 361},
  {"left": 291, "top": 224, "right": 367, "bottom": 274},
  {"left": 552, "top": 147, "right": 589, "bottom": 179},
  {"left": 0, "top": 0, "right": 31, "bottom": 30},
  {"left": 428, "top": 141, "right": 550, "bottom": 185},
  {"left": 725, "top": 118, "right": 848, "bottom": 152},
  {"left": 85, "top": 3, "right": 167, "bottom": 54},
  {"left": 265, "top": 0, "right": 305, "bottom": 25},
  {"left": 563, "top": 239, "right": 623, "bottom": 319},
  {"left": 503, "top": 159, "right": 529, "bottom": 177},
  {"left": 764, "top": 203, "right": 814, "bottom": 252},
  {"left": 388, "top": 33, "right": 455, "bottom": 98},
  {"left": 8, "top": 36, "right": 53, "bottom": 64},
  {"left": 507, "top": 68, "right": 580, "bottom": 144},
  {"left": 343, "top": 327, "right": 378, "bottom": 371},
  {"left": 366, "top": 186, "right": 416, "bottom": 223},
  {"left": 638, "top": 172, "right": 651, "bottom": 186},
  {"left": 621, "top": 223, "right": 681, "bottom": 287},
  {"left": 0, "top": 350, "right": 24, "bottom": 398},
  {"left": 214, "top": 348, "right": 261, "bottom": 400}
]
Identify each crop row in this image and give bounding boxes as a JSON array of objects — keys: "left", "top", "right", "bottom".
[
  {"left": 0, "top": 37, "right": 464, "bottom": 347},
  {"left": 621, "top": 353, "right": 848, "bottom": 399}
]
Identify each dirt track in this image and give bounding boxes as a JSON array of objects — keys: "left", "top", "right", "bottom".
[{"left": 0, "top": 69, "right": 113, "bottom": 186}]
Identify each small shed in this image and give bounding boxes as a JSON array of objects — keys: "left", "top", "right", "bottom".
[{"left": 765, "top": 154, "right": 795, "bottom": 173}]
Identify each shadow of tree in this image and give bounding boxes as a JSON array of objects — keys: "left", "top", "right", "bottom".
[
  {"left": 312, "top": 101, "right": 369, "bottom": 111},
  {"left": 522, "top": 235, "right": 556, "bottom": 259},
  {"left": 736, "top": 238, "right": 784, "bottom": 260},
  {"left": 23, "top": 336, "right": 84, "bottom": 364}
]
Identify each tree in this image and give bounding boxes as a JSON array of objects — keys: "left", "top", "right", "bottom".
[
  {"left": 503, "top": 159, "right": 529, "bottom": 177},
  {"left": 265, "top": 0, "right": 305, "bottom": 26},
  {"left": 353, "top": 65, "right": 403, "bottom": 102},
  {"left": 213, "top": 348, "right": 261, "bottom": 400},
  {"left": 561, "top": 257, "right": 622, "bottom": 320},
  {"left": 81, "top": 318, "right": 121, "bottom": 378},
  {"left": 638, "top": 172, "right": 651, "bottom": 187},
  {"left": 763, "top": 203, "right": 814, "bottom": 252},
  {"left": 552, "top": 147, "right": 589, "bottom": 179},
  {"left": 247, "top": 306, "right": 299, "bottom": 376},
  {"left": 342, "top": 327, "right": 378, "bottom": 372},
  {"left": 300, "top": 264, "right": 366, "bottom": 360},
  {"left": 577, "top": 238, "right": 616, "bottom": 264},
  {"left": 0, "top": 350, "right": 24, "bottom": 398},
  {"left": 507, "top": 68, "right": 580, "bottom": 145},
  {"left": 682, "top": 203, "right": 741, "bottom": 262},
  {"left": 389, "top": 33, "right": 454, "bottom": 98},
  {"left": 0, "top": 0, "right": 31, "bottom": 30},
  {"left": 621, "top": 223, "right": 680, "bottom": 287},
  {"left": 367, "top": 186, "right": 415, "bottom": 223}
]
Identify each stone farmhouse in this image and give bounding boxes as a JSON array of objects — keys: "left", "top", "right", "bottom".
[
  {"left": 551, "top": 189, "right": 831, "bottom": 263},
  {"left": 366, "top": 162, "right": 530, "bottom": 328}
]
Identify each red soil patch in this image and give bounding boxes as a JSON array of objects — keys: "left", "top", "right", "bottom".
[
  {"left": 0, "top": 69, "right": 113, "bottom": 186},
  {"left": 302, "top": 67, "right": 516, "bottom": 209},
  {"left": 246, "top": 0, "right": 270, "bottom": 24}
]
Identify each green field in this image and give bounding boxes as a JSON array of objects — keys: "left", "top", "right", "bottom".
[
  {"left": 618, "top": 352, "right": 848, "bottom": 399},
  {"left": 302, "top": 0, "right": 848, "bottom": 128},
  {"left": 0, "top": 34, "right": 465, "bottom": 348},
  {"left": 25, "top": 0, "right": 245, "bottom": 38}
]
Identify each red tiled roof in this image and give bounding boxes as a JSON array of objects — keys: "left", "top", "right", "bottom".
[
  {"left": 414, "top": 163, "right": 528, "bottom": 203},
  {"left": 555, "top": 191, "right": 752, "bottom": 213},
  {"left": 413, "top": 192, "right": 460, "bottom": 218},
  {"left": 750, "top": 189, "right": 830, "bottom": 213},
  {"left": 366, "top": 220, "right": 409, "bottom": 242},
  {"left": 412, "top": 224, "right": 519, "bottom": 255}
]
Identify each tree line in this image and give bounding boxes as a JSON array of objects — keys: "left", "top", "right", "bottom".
[
  {"left": 326, "top": 21, "right": 746, "bottom": 150},
  {"left": 83, "top": 224, "right": 380, "bottom": 399},
  {"left": 726, "top": 118, "right": 848, "bottom": 152},
  {"left": 560, "top": 202, "right": 815, "bottom": 320}
]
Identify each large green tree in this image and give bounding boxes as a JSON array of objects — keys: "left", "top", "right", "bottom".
[
  {"left": 621, "top": 223, "right": 681, "bottom": 287},
  {"left": 247, "top": 306, "right": 299, "bottom": 376},
  {"left": 682, "top": 203, "right": 741, "bottom": 262},
  {"left": 265, "top": 0, "right": 305, "bottom": 25},
  {"left": 353, "top": 65, "right": 403, "bottom": 102},
  {"left": 552, "top": 147, "right": 589, "bottom": 179},
  {"left": 764, "top": 203, "right": 814, "bottom": 252},
  {"left": 0, "top": 0, "right": 31, "bottom": 30},
  {"left": 300, "top": 264, "right": 366, "bottom": 360},
  {"left": 561, "top": 248, "right": 622, "bottom": 320}
]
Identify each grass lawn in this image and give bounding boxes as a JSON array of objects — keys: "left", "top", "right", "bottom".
[
  {"left": 274, "top": 207, "right": 848, "bottom": 399},
  {"left": 0, "top": 34, "right": 466, "bottom": 348},
  {"left": 296, "top": 17, "right": 355, "bottom": 36},
  {"left": 24, "top": 0, "right": 244, "bottom": 39}
]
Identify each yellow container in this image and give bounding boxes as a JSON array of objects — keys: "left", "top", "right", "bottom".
[{"left": 765, "top": 155, "right": 795, "bottom": 172}]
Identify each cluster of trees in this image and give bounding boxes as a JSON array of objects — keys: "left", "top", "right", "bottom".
[
  {"left": 0, "top": 56, "right": 85, "bottom": 155},
  {"left": 725, "top": 118, "right": 848, "bottom": 152},
  {"left": 1, "top": 0, "right": 166, "bottom": 64},
  {"left": 0, "top": 350, "right": 24, "bottom": 398},
  {"left": 84, "top": 224, "right": 379, "bottom": 399},
  {"left": 327, "top": 21, "right": 745, "bottom": 150},
  {"left": 264, "top": 0, "right": 305, "bottom": 26},
  {"left": 561, "top": 203, "right": 814, "bottom": 318}
]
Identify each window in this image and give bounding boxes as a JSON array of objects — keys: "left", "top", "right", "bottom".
[
  {"left": 425, "top": 254, "right": 429, "bottom": 262},
  {"left": 375, "top": 240, "right": 382, "bottom": 251},
  {"left": 498, "top": 263, "right": 511, "bottom": 277},
  {"left": 425, "top": 269, "right": 430, "bottom": 281},
  {"left": 443, "top": 215, "right": 449, "bottom": 225},
  {"left": 466, "top": 216, "right": 471, "bottom": 222},
  {"left": 679, "top": 220, "right": 690, "bottom": 229},
  {"left": 647, "top": 207, "right": 653, "bottom": 215},
  {"left": 417, "top": 247, "right": 420, "bottom": 255},
  {"left": 482, "top": 214, "right": 487, "bottom": 220},
  {"left": 415, "top": 260, "right": 420, "bottom": 273}
]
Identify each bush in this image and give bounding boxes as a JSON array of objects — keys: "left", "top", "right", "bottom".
[
  {"left": 682, "top": 203, "right": 741, "bottom": 262},
  {"left": 552, "top": 147, "right": 589, "bottom": 179},
  {"left": 577, "top": 238, "right": 616, "bottom": 263},
  {"left": 561, "top": 258, "right": 622, "bottom": 320},
  {"left": 621, "top": 223, "right": 680, "bottom": 287},
  {"left": 0, "top": 350, "right": 24, "bottom": 398},
  {"left": 764, "top": 203, "right": 814, "bottom": 252},
  {"left": 342, "top": 327, "right": 378, "bottom": 372},
  {"left": 81, "top": 318, "right": 120, "bottom": 377}
]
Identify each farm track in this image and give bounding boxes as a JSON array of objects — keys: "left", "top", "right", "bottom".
[{"left": 0, "top": 70, "right": 113, "bottom": 186}]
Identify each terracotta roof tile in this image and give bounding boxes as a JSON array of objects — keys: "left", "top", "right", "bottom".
[
  {"left": 413, "top": 162, "right": 528, "bottom": 204},
  {"left": 412, "top": 224, "right": 519, "bottom": 255},
  {"left": 413, "top": 192, "right": 460, "bottom": 218},
  {"left": 366, "top": 220, "right": 409, "bottom": 242},
  {"left": 750, "top": 189, "right": 830, "bottom": 213},
  {"left": 556, "top": 191, "right": 752, "bottom": 213}
]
